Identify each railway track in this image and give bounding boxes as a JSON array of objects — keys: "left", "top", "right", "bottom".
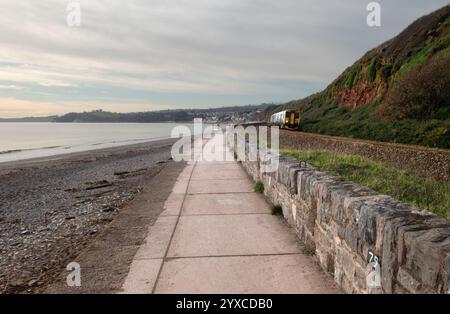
[{"left": 279, "top": 130, "right": 450, "bottom": 182}]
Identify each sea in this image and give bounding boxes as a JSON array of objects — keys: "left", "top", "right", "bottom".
[{"left": 0, "top": 122, "right": 206, "bottom": 163}]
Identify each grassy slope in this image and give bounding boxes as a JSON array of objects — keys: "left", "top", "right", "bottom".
[
  {"left": 276, "top": 5, "right": 450, "bottom": 148},
  {"left": 282, "top": 149, "right": 450, "bottom": 219}
]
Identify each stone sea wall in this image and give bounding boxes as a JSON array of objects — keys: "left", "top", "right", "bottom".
[{"left": 233, "top": 138, "right": 450, "bottom": 294}]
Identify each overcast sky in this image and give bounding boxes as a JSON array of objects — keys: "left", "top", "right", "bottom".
[{"left": 0, "top": 0, "right": 448, "bottom": 117}]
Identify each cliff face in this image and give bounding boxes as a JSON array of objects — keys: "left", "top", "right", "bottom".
[
  {"left": 278, "top": 5, "right": 450, "bottom": 149},
  {"left": 335, "top": 80, "right": 386, "bottom": 110},
  {"left": 334, "top": 4, "right": 449, "bottom": 109}
]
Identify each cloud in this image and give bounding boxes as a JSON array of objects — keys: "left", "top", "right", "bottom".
[
  {"left": 0, "top": 85, "right": 23, "bottom": 90},
  {"left": 0, "top": 0, "right": 448, "bottom": 117}
]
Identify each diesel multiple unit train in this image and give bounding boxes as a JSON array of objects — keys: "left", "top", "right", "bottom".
[{"left": 270, "top": 110, "right": 301, "bottom": 130}]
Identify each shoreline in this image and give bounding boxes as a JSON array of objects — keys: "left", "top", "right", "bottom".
[
  {"left": 0, "top": 137, "right": 178, "bottom": 171},
  {"left": 0, "top": 135, "right": 179, "bottom": 166},
  {"left": 0, "top": 138, "right": 184, "bottom": 293},
  {"left": 0, "top": 121, "right": 215, "bottom": 165}
]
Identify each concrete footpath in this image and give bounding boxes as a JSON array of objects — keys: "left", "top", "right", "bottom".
[{"left": 121, "top": 133, "right": 339, "bottom": 293}]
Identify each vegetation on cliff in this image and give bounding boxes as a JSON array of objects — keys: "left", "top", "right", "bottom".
[{"left": 277, "top": 5, "right": 450, "bottom": 148}]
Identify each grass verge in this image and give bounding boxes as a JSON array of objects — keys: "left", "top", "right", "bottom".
[
  {"left": 255, "top": 181, "right": 264, "bottom": 193},
  {"left": 281, "top": 149, "right": 450, "bottom": 219},
  {"left": 303, "top": 244, "right": 316, "bottom": 257},
  {"left": 271, "top": 204, "right": 283, "bottom": 215}
]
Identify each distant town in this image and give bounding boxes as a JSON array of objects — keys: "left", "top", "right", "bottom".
[{"left": 0, "top": 104, "right": 278, "bottom": 124}]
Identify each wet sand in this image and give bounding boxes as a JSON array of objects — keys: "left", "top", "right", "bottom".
[{"left": 0, "top": 138, "right": 184, "bottom": 293}]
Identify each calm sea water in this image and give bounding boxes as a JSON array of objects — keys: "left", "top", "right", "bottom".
[{"left": 0, "top": 122, "right": 201, "bottom": 163}]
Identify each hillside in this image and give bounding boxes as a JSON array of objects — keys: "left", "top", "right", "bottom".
[{"left": 277, "top": 5, "right": 450, "bottom": 148}]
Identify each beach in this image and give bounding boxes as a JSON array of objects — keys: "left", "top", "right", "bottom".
[{"left": 0, "top": 138, "right": 185, "bottom": 293}]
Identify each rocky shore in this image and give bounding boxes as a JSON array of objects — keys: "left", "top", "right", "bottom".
[{"left": 0, "top": 138, "right": 179, "bottom": 293}]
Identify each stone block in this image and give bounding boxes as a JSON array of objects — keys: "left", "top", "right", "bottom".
[
  {"left": 354, "top": 264, "right": 367, "bottom": 293},
  {"left": 340, "top": 248, "right": 355, "bottom": 278},
  {"left": 313, "top": 176, "right": 348, "bottom": 226},
  {"left": 334, "top": 265, "right": 343, "bottom": 285},
  {"left": 333, "top": 188, "right": 377, "bottom": 225},
  {"left": 276, "top": 160, "right": 301, "bottom": 195},
  {"left": 396, "top": 267, "right": 420, "bottom": 293},
  {"left": 341, "top": 275, "right": 355, "bottom": 294},
  {"left": 297, "top": 170, "right": 317, "bottom": 205},
  {"left": 380, "top": 216, "right": 406, "bottom": 294},
  {"left": 357, "top": 199, "right": 392, "bottom": 250},
  {"left": 402, "top": 227, "right": 450, "bottom": 292},
  {"left": 392, "top": 283, "right": 409, "bottom": 294},
  {"left": 344, "top": 226, "right": 359, "bottom": 252},
  {"left": 442, "top": 254, "right": 450, "bottom": 294},
  {"left": 287, "top": 166, "right": 304, "bottom": 195}
]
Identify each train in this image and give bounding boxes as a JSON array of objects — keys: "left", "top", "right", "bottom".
[{"left": 270, "top": 110, "right": 301, "bottom": 130}]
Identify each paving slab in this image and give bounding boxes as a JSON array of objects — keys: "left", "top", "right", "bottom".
[
  {"left": 177, "top": 165, "right": 194, "bottom": 179},
  {"left": 194, "top": 162, "right": 245, "bottom": 173},
  {"left": 167, "top": 215, "right": 302, "bottom": 257},
  {"left": 155, "top": 254, "right": 339, "bottom": 294},
  {"left": 182, "top": 193, "right": 270, "bottom": 215},
  {"left": 202, "top": 144, "right": 235, "bottom": 161},
  {"left": 134, "top": 216, "right": 178, "bottom": 259},
  {"left": 191, "top": 167, "right": 250, "bottom": 180},
  {"left": 160, "top": 193, "right": 184, "bottom": 216},
  {"left": 121, "top": 259, "right": 162, "bottom": 294},
  {"left": 187, "top": 178, "right": 254, "bottom": 194},
  {"left": 172, "top": 179, "right": 189, "bottom": 194}
]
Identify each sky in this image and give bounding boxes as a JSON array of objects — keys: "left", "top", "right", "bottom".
[{"left": 0, "top": 0, "right": 448, "bottom": 117}]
